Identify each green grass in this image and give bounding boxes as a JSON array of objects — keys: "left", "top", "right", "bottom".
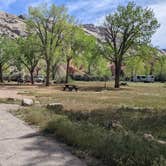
[
  {"left": 13, "top": 105, "right": 166, "bottom": 166},
  {"left": 24, "top": 82, "right": 166, "bottom": 111},
  {"left": 7, "top": 82, "right": 166, "bottom": 165},
  {"left": 0, "top": 98, "right": 21, "bottom": 104}
]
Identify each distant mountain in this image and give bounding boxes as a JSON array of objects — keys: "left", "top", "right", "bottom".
[
  {"left": 162, "top": 49, "right": 166, "bottom": 53},
  {"left": 0, "top": 11, "right": 26, "bottom": 38},
  {"left": 82, "top": 24, "right": 105, "bottom": 41},
  {"left": 158, "top": 49, "right": 166, "bottom": 55},
  {"left": 0, "top": 11, "right": 165, "bottom": 55},
  {"left": 83, "top": 24, "right": 166, "bottom": 56}
]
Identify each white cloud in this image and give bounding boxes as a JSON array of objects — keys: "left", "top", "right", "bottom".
[
  {"left": 66, "top": 0, "right": 166, "bottom": 48},
  {"left": 150, "top": 2, "right": 166, "bottom": 48}
]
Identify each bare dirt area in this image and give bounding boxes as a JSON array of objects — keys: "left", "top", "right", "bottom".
[
  {"left": 0, "top": 86, "right": 35, "bottom": 100},
  {"left": 0, "top": 104, "right": 86, "bottom": 166}
]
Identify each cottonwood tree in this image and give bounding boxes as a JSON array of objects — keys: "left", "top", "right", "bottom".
[
  {"left": 125, "top": 45, "right": 157, "bottom": 77},
  {"left": 62, "top": 26, "right": 86, "bottom": 83},
  {"left": 0, "top": 37, "right": 16, "bottom": 83},
  {"left": 102, "top": 2, "right": 159, "bottom": 88},
  {"left": 156, "top": 51, "right": 166, "bottom": 81},
  {"left": 27, "top": 4, "right": 70, "bottom": 86},
  {"left": 137, "top": 45, "right": 158, "bottom": 75},
  {"left": 79, "top": 34, "right": 100, "bottom": 75},
  {"left": 51, "top": 47, "right": 64, "bottom": 80},
  {"left": 17, "top": 35, "right": 41, "bottom": 84}
]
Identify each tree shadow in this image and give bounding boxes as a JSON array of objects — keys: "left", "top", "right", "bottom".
[{"left": 18, "top": 132, "right": 85, "bottom": 166}]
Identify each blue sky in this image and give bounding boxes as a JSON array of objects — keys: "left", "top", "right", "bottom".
[{"left": 0, "top": 0, "right": 166, "bottom": 48}]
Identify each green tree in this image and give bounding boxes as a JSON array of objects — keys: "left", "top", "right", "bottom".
[
  {"left": 137, "top": 45, "right": 158, "bottom": 75},
  {"left": 156, "top": 51, "right": 166, "bottom": 81},
  {"left": 125, "top": 56, "right": 144, "bottom": 77},
  {"left": 0, "top": 37, "right": 16, "bottom": 83},
  {"left": 27, "top": 4, "right": 70, "bottom": 86},
  {"left": 51, "top": 48, "right": 64, "bottom": 81},
  {"left": 17, "top": 35, "right": 41, "bottom": 84},
  {"left": 102, "top": 2, "right": 159, "bottom": 88},
  {"left": 62, "top": 26, "right": 87, "bottom": 83},
  {"left": 79, "top": 34, "right": 100, "bottom": 75}
]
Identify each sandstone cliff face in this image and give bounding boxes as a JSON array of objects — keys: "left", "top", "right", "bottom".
[
  {"left": 82, "top": 24, "right": 105, "bottom": 41},
  {"left": 0, "top": 11, "right": 26, "bottom": 38}
]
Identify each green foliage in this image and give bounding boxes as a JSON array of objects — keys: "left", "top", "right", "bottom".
[
  {"left": 102, "top": 1, "right": 160, "bottom": 88},
  {"left": 0, "top": 36, "right": 16, "bottom": 66},
  {"left": 154, "top": 52, "right": 166, "bottom": 81},
  {"left": 27, "top": 3, "right": 71, "bottom": 85},
  {"left": 0, "top": 36, "right": 17, "bottom": 81},
  {"left": 125, "top": 56, "right": 144, "bottom": 76},
  {"left": 16, "top": 34, "right": 41, "bottom": 83},
  {"left": 16, "top": 106, "right": 166, "bottom": 166},
  {"left": 75, "top": 32, "right": 109, "bottom": 76}
]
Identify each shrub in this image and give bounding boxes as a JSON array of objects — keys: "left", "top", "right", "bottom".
[
  {"left": 15, "top": 107, "right": 166, "bottom": 166},
  {"left": 43, "top": 114, "right": 166, "bottom": 166}
]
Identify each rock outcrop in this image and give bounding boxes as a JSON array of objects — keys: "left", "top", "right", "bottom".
[
  {"left": 0, "top": 11, "right": 26, "bottom": 38},
  {"left": 82, "top": 24, "right": 105, "bottom": 41}
]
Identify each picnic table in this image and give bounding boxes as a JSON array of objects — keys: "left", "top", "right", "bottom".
[{"left": 63, "top": 84, "right": 78, "bottom": 91}]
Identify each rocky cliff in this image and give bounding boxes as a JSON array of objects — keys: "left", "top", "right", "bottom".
[
  {"left": 82, "top": 24, "right": 105, "bottom": 41},
  {"left": 0, "top": 11, "right": 26, "bottom": 38}
]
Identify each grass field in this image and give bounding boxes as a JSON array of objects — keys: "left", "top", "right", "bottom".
[
  {"left": 6, "top": 81, "right": 166, "bottom": 166},
  {"left": 23, "top": 81, "right": 166, "bottom": 111}
]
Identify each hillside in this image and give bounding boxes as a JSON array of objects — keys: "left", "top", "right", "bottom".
[
  {"left": 0, "top": 11, "right": 26, "bottom": 38},
  {"left": 0, "top": 11, "right": 165, "bottom": 55}
]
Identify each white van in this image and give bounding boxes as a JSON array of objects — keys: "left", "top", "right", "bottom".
[
  {"left": 132, "top": 75, "right": 154, "bottom": 83},
  {"left": 146, "top": 75, "right": 155, "bottom": 83}
]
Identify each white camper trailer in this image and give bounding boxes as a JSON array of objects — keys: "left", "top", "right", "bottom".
[{"left": 133, "top": 75, "right": 155, "bottom": 83}]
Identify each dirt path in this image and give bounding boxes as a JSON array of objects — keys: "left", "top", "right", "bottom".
[
  {"left": 0, "top": 104, "right": 86, "bottom": 166},
  {"left": 0, "top": 86, "right": 34, "bottom": 99}
]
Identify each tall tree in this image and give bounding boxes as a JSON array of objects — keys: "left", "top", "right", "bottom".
[
  {"left": 17, "top": 35, "right": 41, "bottom": 84},
  {"left": 156, "top": 51, "right": 166, "bottom": 81},
  {"left": 0, "top": 37, "right": 16, "bottom": 83},
  {"left": 102, "top": 2, "right": 159, "bottom": 88},
  {"left": 78, "top": 34, "right": 100, "bottom": 75},
  {"left": 27, "top": 4, "right": 70, "bottom": 86},
  {"left": 51, "top": 47, "right": 64, "bottom": 80},
  {"left": 62, "top": 26, "right": 86, "bottom": 83}
]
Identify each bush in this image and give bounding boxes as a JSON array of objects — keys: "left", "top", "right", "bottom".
[
  {"left": 15, "top": 107, "right": 166, "bottom": 166},
  {"left": 43, "top": 114, "right": 166, "bottom": 166}
]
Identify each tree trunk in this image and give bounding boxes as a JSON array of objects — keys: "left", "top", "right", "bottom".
[
  {"left": 0, "top": 63, "right": 3, "bottom": 83},
  {"left": 159, "top": 64, "right": 163, "bottom": 81},
  {"left": 65, "top": 58, "right": 71, "bottom": 84},
  {"left": 52, "top": 65, "right": 55, "bottom": 81},
  {"left": 149, "top": 62, "right": 154, "bottom": 75},
  {"left": 30, "top": 70, "right": 34, "bottom": 85},
  {"left": 51, "top": 63, "right": 58, "bottom": 81},
  {"left": 88, "top": 64, "right": 91, "bottom": 75},
  {"left": 114, "top": 60, "right": 121, "bottom": 88},
  {"left": 46, "top": 60, "right": 50, "bottom": 86}
]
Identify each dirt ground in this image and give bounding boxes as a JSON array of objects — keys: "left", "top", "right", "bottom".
[{"left": 0, "top": 86, "right": 35, "bottom": 99}]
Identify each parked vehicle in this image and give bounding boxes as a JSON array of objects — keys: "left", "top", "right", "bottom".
[
  {"left": 9, "top": 72, "right": 24, "bottom": 82},
  {"left": 34, "top": 75, "right": 45, "bottom": 83},
  {"left": 24, "top": 75, "right": 31, "bottom": 83},
  {"left": 132, "top": 75, "right": 155, "bottom": 83},
  {"left": 145, "top": 75, "right": 155, "bottom": 83}
]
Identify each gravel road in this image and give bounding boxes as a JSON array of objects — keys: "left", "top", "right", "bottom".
[{"left": 0, "top": 104, "right": 86, "bottom": 166}]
